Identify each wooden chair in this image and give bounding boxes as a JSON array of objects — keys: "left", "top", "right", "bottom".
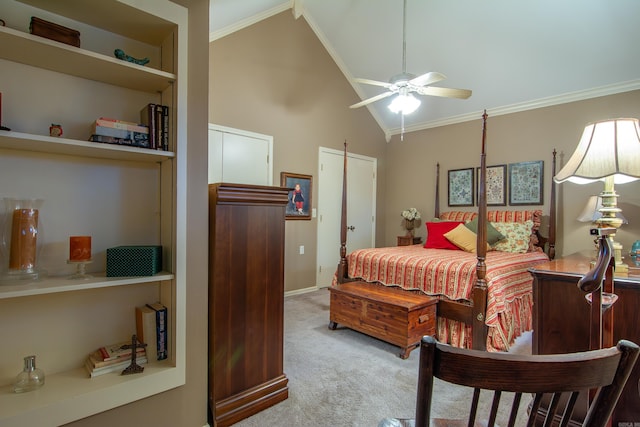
[{"left": 411, "top": 335, "right": 639, "bottom": 427}]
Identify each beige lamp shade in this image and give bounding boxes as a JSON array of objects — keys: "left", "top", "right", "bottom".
[{"left": 554, "top": 118, "right": 640, "bottom": 184}]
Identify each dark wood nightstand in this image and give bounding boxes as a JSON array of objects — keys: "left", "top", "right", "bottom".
[
  {"left": 529, "top": 252, "right": 640, "bottom": 426},
  {"left": 397, "top": 236, "right": 422, "bottom": 246}
]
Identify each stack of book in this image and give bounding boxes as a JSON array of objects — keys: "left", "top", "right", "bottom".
[
  {"left": 85, "top": 340, "right": 147, "bottom": 377},
  {"left": 89, "top": 117, "right": 150, "bottom": 148},
  {"left": 139, "top": 103, "right": 169, "bottom": 151}
]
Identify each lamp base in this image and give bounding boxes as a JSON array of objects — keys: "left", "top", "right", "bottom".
[{"left": 612, "top": 240, "right": 628, "bottom": 277}]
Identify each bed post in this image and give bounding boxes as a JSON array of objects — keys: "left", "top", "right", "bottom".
[
  {"left": 336, "top": 141, "right": 349, "bottom": 283},
  {"left": 435, "top": 163, "right": 440, "bottom": 218},
  {"left": 548, "top": 149, "right": 557, "bottom": 260},
  {"left": 472, "top": 110, "right": 489, "bottom": 350}
]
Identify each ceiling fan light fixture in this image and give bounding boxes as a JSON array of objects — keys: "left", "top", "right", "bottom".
[{"left": 388, "top": 92, "right": 421, "bottom": 115}]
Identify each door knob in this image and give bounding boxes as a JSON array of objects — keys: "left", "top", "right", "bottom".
[{"left": 347, "top": 225, "right": 355, "bottom": 231}]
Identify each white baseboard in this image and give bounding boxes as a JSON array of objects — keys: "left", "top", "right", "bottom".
[{"left": 284, "top": 286, "right": 319, "bottom": 297}]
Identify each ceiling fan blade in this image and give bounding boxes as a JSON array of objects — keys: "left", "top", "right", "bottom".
[
  {"left": 417, "top": 86, "right": 472, "bottom": 99},
  {"left": 353, "top": 78, "right": 392, "bottom": 88},
  {"left": 349, "top": 91, "right": 395, "bottom": 109},
  {"left": 409, "top": 71, "right": 446, "bottom": 87}
]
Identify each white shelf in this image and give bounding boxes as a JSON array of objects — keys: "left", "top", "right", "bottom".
[
  {"left": 0, "top": 360, "right": 183, "bottom": 427},
  {"left": 0, "top": 25, "right": 175, "bottom": 93},
  {"left": 0, "top": 131, "right": 175, "bottom": 163},
  {"left": 0, "top": 271, "right": 174, "bottom": 300},
  {"left": 0, "top": 1, "right": 187, "bottom": 424}
]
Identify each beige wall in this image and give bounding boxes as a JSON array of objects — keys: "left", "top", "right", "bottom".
[
  {"left": 384, "top": 91, "right": 640, "bottom": 258},
  {"left": 67, "top": 0, "right": 210, "bottom": 426},
  {"left": 210, "top": 11, "right": 389, "bottom": 292}
]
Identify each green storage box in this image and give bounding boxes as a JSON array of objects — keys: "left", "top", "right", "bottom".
[{"left": 106, "top": 245, "right": 162, "bottom": 277}]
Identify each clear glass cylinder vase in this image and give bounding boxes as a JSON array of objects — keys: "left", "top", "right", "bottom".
[{"left": 0, "top": 198, "right": 46, "bottom": 284}]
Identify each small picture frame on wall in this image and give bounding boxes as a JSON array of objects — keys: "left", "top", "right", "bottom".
[
  {"left": 508, "top": 160, "right": 544, "bottom": 205},
  {"left": 477, "top": 164, "right": 507, "bottom": 206},
  {"left": 281, "top": 172, "right": 312, "bottom": 220},
  {"left": 448, "top": 168, "right": 474, "bottom": 207}
]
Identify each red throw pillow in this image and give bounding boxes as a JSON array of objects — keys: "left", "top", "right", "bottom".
[{"left": 424, "top": 221, "right": 464, "bottom": 250}]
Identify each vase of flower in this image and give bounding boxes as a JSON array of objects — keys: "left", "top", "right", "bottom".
[{"left": 401, "top": 207, "right": 421, "bottom": 237}]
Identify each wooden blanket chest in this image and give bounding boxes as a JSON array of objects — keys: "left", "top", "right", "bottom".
[{"left": 329, "top": 282, "right": 437, "bottom": 359}]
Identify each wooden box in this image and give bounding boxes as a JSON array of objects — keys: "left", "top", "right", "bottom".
[
  {"left": 30, "top": 17, "right": 80, "bottom": 47},
  {"left": 329, "top": 282, "right": 437, "bottom": 359}
]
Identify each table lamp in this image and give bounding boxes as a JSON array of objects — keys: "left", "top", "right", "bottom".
[{"left": 554, "top": 118, "right": 640, "bottom": 275}]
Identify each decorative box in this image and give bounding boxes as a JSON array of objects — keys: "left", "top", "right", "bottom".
[
  {"left": 106, "top": 245, "right": 162, "bottom": 277},
  {"left": 30, "top": 17, "right": 80, "bottom": 47}
]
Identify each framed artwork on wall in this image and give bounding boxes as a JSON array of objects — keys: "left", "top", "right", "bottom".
[
  {"left": 508, "top": 160, "right": 544, "bottom": 205},
  {"left": 281, "top": 172, "right": 312, "bottom": 220},
  {"left": 477, "top": 164, "right": 507, "bottom": 206},
  {"left": 448, "top": 168, "right": 474, "bottom": 207}
]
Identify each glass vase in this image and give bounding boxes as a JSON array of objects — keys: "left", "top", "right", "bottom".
[
  {"left": 0, "top": 198, "right": 46, "bottom": 284},
  {"left": 404, "top": 219, "right": 415, "bottom": 237},
  {"left": 13, "top": 355, "right": 45, "bottom": 393}
]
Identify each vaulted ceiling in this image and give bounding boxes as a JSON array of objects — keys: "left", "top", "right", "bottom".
[{"left": 210, "top": 0, "right": 640, "bottom": 139}]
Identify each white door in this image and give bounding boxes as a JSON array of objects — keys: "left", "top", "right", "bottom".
[
  {"left": 208, "top": 124, "right": 273, "bottom": 185},
  {"left": 316, "top": 147, "right": 376, "bottom": 288}
]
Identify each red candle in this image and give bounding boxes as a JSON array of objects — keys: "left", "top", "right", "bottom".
[
  {"left": 70, "top": 236, "right": 91, "bottom": 261},
  {"left": 9, "top": 208, "right": 39, "bottom": 270}
]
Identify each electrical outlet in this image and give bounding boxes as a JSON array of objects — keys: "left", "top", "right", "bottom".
[{"left": 299, "top": 245, "right": 304, "bottom": 255}]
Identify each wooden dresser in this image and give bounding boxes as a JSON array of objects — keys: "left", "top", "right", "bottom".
[
  {"left": 208, "top": 183, "right": 289, "bottom": 426},
  {"left": 530, "top": 252, "right": 640, "bottom": 427}
]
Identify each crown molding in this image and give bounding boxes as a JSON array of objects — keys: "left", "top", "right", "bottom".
[
  {"left": 209, "top": 2, "right": 291, "bottom": 42},
  {"left": 388, "top": 79, "right": 640, "bottom": 137}
]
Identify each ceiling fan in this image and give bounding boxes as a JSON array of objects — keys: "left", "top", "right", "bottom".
[{"left": 349, "top": 0, "right": 472, "bottom": 113}]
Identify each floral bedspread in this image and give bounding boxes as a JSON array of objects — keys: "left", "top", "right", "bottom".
[{"left": 340, "top": 245, "right": 549, "bottom": 351}]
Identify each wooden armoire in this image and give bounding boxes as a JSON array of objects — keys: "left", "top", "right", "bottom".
[{"left": 208, "top": 183, "right": 289, "bottom": 426}]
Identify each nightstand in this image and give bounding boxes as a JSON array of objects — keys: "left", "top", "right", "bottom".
[
  {"left": 529, "top": 252, "right": 640, "bottom": 426},
  {"left": 397, "top": 236, "right": 422, "bottom": 246}
]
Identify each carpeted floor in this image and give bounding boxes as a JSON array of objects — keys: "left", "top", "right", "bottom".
[{"left": 234, "top": 288, "right": 533, "bottom": 427}]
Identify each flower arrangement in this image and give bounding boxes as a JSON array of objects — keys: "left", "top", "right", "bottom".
[{"left": 401, "top": 208, "right": 421, "bottom": 221}]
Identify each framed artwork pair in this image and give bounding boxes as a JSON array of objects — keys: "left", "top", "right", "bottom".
[{"left": 447, "top": 161, "right": 543, "bottom": 207}]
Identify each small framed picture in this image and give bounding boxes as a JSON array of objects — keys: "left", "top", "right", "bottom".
[
  {"left": 281, "top": 172, "right": 312, "bottom": 220},
  {"left": 477, "top": 164, "right": 507, "bottom": 206},
  {"left": 508, "top": 160, "right": 544, "bottom": 205},
  {"left": 448, "top": 168, "right": 474, "bottom": 207}
]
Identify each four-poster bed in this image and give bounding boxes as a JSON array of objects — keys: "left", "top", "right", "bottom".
[{"left": 329, "top": 112, "right": 557, "bottom": 355}]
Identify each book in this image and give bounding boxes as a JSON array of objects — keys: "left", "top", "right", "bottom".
[
  {"left": 92, "top": 124, "right": 149, "bottom": 146},
  {"left": 139, "top": 103, "right": 158, "bottom": 150},
  {"left": 95, "top": 117, "right": 148, "bottom": 134},
  {"left": 89, "top": 134, "right": 149, "bottom": 148},
  {"left": 98, "top": 339, "right": 146, "bottom": 362},
  {"left": 87, "top": 349, "right": 143, "bottom": 369},
  {"left": 136, "top": 305, "right": 158, "bottom": 362},
  {"left": 154, "top": 104, "right": 163, "bottom": 151},
  {"left": 146, "top": 302, "right": 168, "bottom": 360},
  {"left": 85, "top": 356, "right": 148, "bottom": 378},
  {"left": 160, "top": 105, "right": 169, "bottom": 151}
]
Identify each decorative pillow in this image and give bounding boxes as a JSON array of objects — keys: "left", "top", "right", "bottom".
[
  {"left": 439, "top": 211, "right": 476, "bottom": 222},
  {"left": 464, "top": 217, "right": 506, "bottom": 246},
  {"left": 444, "top": 224, "right": 490, "bottom": 253},
  {"left": 424, "top": 221, "right": 464, "bottom": 250},
  {"left": 441, "top": 210, "right": 543, "bottom": 251},
  {"left": 491, "top": 220, "right": 534, "bottom": 253}
]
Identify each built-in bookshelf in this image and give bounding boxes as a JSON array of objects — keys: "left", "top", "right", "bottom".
[{"left": 0, "top": 1, "right": 187, "bottom": 425}]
